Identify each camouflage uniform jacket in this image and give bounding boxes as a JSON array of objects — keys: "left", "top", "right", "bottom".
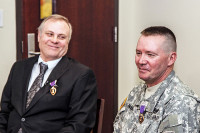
[{"left": 113, "top": 71, "right": 200, "bottom": 133}]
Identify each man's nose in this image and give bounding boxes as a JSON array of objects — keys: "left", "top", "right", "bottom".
[
  {"left": 139, "top": 55, "right": 147, "bottom": 64},
  {"left": 52, "top": 36, "right": 58, "bottom": 43}
]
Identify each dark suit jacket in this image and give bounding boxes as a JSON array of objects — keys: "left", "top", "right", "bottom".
[{"left": 0, "top": 55, "right": 97, "bottom": 133}]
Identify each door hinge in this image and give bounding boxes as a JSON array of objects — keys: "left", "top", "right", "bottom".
[
  {"left": 21, "top": 41, "right": 23, "bottom": 53},
  {"left": 114, "top": 26, "right": 118, "bottom": 43}
]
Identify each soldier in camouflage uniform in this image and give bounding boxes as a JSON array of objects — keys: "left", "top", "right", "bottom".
[{"left": 113, "top": 26, "right": 200, "bottom": 133}]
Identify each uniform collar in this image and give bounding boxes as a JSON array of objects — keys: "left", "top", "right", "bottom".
[
  {"left": 134, "top": 71, "right": 175, "bottom": 113},
  {"left": 146, "top": 70, "right": 175, "bottom": 112}
]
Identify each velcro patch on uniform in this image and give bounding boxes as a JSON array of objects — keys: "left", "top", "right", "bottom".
[{"left": 158, "top": 114, "right": 183, "bottom": 132}]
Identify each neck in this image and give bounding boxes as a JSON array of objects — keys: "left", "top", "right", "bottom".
[{"left": 146, "top": 67, "right": 173, "bottom": 87}]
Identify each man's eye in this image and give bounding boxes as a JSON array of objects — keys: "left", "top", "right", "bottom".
[
  {"left": 148, "top": 53, "right": 155, "bottom": 57},
  {"left": 46, "top": 33, "right": 53, "bottom": 36},
  {"left": 58, "top": 35, "right": 66, "bottom": 40},
  {"left": 136, "top": 52, "right": 141, "bottom": 55}
]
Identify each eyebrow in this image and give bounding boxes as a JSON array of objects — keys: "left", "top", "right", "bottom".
[
  {"left": 146, "top": 51, "right": 158, "bottom": 55},
  {"left": 45, "top": 31, "right": 67, "bottom": 35},
  {"left": 136, "top": 49, "right": 158, "bottom": 54}
]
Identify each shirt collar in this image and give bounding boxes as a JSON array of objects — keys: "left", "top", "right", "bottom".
[{"left": 38, "top": 56, "right": 62, "bottom": 70}]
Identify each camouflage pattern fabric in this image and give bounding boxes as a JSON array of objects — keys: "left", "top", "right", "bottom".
[{"left": 113, "top": 71, "right": 200, "bottom": 133}]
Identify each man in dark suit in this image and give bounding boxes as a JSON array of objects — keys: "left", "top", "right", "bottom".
[{"left": 0, "top": 14, "right": 97, "bottom": 133}]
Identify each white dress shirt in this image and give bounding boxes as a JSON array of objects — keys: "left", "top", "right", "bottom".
[{"left": 27, "top": 56, "right": 62, "bottom": 91}]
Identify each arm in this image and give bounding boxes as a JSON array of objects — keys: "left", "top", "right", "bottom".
[
  {"left": 158, "top": 97, "right": 200, "bottom": 133},
  {"left": 113, "top": 111, "right": 123, "bottom": 133},
  {"left": 59, "top": 69, "right": 97, "bottom": 133},
  {"left": 0, "top": 63, "right": 16, "bottom": 133},
  {"left": 113, "top": 98, "right": 127, "bottom": 133}
]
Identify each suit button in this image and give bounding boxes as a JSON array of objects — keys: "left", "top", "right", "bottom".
[{"left": 21, "top": 118, "right": 25, "bottom": 122}]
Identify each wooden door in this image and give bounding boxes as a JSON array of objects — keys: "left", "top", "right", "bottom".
[{"left": 16, "top": 0, "right": 118, "bottom": 132}]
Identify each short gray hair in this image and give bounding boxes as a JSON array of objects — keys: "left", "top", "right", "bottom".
[{"left": 38, "top": 14, "right": 72, "bottom": 41}]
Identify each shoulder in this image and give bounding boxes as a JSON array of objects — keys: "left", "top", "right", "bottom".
[
  {"left": 67, "top": 57, "right": 91, "bottom": 71},
  {"left": 160, "top": 76, "right": 200, "bottom": 132},
  {"left": 164, "top": 75, "right": 198, "bottom": 102},
  {"left": 165, "top": 76, "right": 200, "bottom": 111},
  {"left": 67, "top": 57, "right": 94, "bottom": 75},
  {"left": 170, "top": 75, "right": 195, "bottom": 95},
  {"left": 119, "top": 83, "right": 145, "bottom": 109},
  {"left": 161, "top": 74, "right": 200, "bottom": 113},
  {"left": 129, "top": 83, "right": 145, "bottom": 96},
  {"left": 128, "top": 83, "right": 146, "bottom": 100},
  {"left": 61, "top": 56, "right": 95, "bottom": 79},
  {"left": 11, "top": 56, "right": 38, "bottom": 70}
]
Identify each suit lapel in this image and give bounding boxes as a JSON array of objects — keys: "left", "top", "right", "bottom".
[
  {"left": 25, "top": 56, "right": 71, "bottom": 112},
  {"left": 47, "top": 56, "right": 71, "bottom": 83},
  {"left": 21, "top": 56, "right": 39, "bottom": 114}
]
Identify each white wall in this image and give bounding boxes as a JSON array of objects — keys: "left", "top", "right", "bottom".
[
  {"left": 0, "top": 0, "right": 16, "bottom": 93},
  {"left": 118, "top": 0, "right": 200, "bottom": 107}
]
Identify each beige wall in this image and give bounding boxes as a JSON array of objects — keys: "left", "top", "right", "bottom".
[
  {"left": 0, "top": 0, "right": 16, "bottom": 93},
  {"left": 118, "top": 0, "right": 200, "bottom": 107}
]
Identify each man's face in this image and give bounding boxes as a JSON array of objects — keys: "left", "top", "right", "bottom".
[
  {"left": 38, "top": 19, "right": 70, "bottom": 62},
  {"left": 135, "top": 35, "right": 170, "bottom": 85}
]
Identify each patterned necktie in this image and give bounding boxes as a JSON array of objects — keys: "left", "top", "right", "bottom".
[{"left": 26, "top": 62, "right": 48, "bottom": 108}]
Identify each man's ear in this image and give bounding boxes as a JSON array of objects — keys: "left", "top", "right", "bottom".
[
  {"left": 168, "top": 52, "right": 177, "bottom": 66},
  {"left": 38, "top": 32, "right": 41, "bottom": 42}
]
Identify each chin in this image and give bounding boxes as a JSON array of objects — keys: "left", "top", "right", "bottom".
[{"left": 139, "top": 75, "right": 149, "bottom": 81}]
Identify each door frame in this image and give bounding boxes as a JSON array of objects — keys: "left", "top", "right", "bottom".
[{"left": 16, "top": 0, "right": 23, "bottom": 61}]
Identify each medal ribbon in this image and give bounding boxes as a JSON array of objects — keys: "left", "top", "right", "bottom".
[
  {"left": 140, "top": 105, "right": 145, "bottom": 114},
  {"left": 50, "top": 80, "right": 56, "bottom": 86}
]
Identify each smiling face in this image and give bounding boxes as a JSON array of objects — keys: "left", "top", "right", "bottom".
[
  {"left": 38, "top": 19, "right": 70, "bottom": 62},
  {"left": 135, "top": 35, "right": 176, "bottom": 87}
]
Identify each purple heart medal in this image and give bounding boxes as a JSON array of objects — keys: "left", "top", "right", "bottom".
[
  {"left": 50, "top": 80, "right": 57, "bottom": 96},
  {"left": 139, "top": 101, "right": 147, "bottom": 124}
]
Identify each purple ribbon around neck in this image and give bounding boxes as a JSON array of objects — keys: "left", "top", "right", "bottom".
[
  {"left": 140, "top": 105, "right": 145, "bottom": 114},
  {"left": 50, "top": 80, "right": 56, "bottom": 87}
]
